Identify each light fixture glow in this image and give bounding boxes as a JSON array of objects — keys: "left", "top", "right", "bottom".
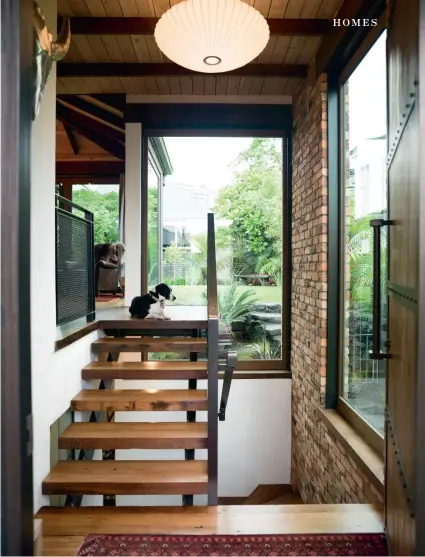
[{"left": 154, "top": 0, "right": 270, "bottom": 74}]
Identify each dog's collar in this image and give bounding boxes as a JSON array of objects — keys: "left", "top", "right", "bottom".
[{"left": 149, "top": 291, "right": 159, "bottom": 301}]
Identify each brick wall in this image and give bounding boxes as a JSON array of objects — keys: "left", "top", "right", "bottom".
[{"left": 290, "top": 64, "right": 384, "bottom": 505}]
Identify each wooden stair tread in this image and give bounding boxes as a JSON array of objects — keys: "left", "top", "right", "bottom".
[
  {"left": 42, "top": 460, "right": 208, "bottom": 495},
  {"left": 82, "top": 361, "right": 208, "bottom": 380},
  {"left": 92, "top": 337, "right": 207, "bottom": 353},
  {"left": 59, "top": 422, "right": 208, "bottom": 450},
  {"left": 266, "top": 493, "right": 304, "bottom": 505},
  {"left": 71, "top": 389, "right": 208, "bottom": 411}
]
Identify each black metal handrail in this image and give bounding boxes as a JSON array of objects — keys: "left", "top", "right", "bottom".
[
  {"left": 55, "top": 194, "right": 95, "bottom": 326},
  {"left": 218, "top": 351, "right": 237, "bottom": 421}
]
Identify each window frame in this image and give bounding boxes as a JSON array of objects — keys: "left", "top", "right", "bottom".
[
  {"left": 141, "top": 128, "right": 291, "bottom": 372},
  {"left": 328, "top": 21, "right": 387, "bottom": 456},
  {"left": 147, "top": 141, "right": 164, "bottom": 285}
]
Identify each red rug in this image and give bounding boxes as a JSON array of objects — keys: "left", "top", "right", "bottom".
[{"left": 77, "top": 533, "right": 388, "bottom": 556}]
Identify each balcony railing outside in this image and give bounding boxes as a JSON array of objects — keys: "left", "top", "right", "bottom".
[{"left": 55, "top": 194, "right": 95, "bottom": 326}]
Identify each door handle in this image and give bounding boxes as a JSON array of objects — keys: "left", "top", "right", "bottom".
[{"left": 369, "top": 219, "right": 391, "bottom": 360}]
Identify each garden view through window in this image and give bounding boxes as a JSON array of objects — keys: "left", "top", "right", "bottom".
[
  {"left": 341, "top": 32, "right": 387, "bottom": 435},
  {"left": 148, "top": 137, "right": 284, "bottom": 363},
  {"left": 72, "top": 183, "right": 120, "bottom": 244}
]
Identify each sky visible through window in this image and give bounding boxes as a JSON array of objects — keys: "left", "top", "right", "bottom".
[
  {"left": 164, "top": 136, "right": 260, "bottom": 191},
  {"left": 348, "top": 31, "right": 387, "bottom": 147}
]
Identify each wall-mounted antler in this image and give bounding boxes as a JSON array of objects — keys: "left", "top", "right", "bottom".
[{"left": 33, "top": 1, "right": 71, "bottom": 120}]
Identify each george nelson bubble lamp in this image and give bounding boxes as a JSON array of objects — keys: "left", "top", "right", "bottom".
[{"left": 154, "top": 0, "right": 270, "bottom": 74}]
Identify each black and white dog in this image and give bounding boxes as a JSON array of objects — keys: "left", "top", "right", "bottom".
[{"left": 129, "top": 283, "right": 176, "bottom": 320}]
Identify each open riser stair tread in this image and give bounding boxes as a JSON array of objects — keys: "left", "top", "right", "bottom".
[
  {"left": 71, "top": 389, "right": 208, "bottom": 411},
  {"left": 92, "top": 336, "right": 207, "bottom": 353},
  {"left": 59, "top": 422, "right": 208, "bottom": 450},
  {"left": 42, "top": 460, "right": 208, "bottom": 495},
  {"left": 82, "top": 360, "right": 208, "bottom": 380}
]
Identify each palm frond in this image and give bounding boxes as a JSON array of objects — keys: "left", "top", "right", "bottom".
[{"left": 202, "top": 282, "right": 258, "bottom": 327}]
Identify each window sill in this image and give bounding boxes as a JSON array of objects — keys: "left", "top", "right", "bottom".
[
  {"left": 55, "top": 320, "right": 99, "bottom": 352},
  {"left": 320, "top": 409, "right": 384, "bottom": 495}
]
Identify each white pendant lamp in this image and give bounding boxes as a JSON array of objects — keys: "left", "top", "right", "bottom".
[{"left": 154, "top": 0, "right": 270, "bottom": 74}]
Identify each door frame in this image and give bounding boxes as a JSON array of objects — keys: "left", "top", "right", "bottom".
[
  {"left": 416, "top": 0, "right": 425, "bottom": 552},
  {"left": 1, "top": 0, "right": 34, "bottom": 555},
  {"left": 147, "top": 140, "right": 165, "bottom": 285}
]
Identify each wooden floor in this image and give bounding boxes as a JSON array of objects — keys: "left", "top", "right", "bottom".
[{"left": 38, "top": 504, "right": 384, "bottom": 556}]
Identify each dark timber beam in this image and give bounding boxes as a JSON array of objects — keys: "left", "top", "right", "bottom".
[
  {"left": 315, "top": 0, "right": 386, "bottom": 76},
  {"left": 57, "top": 95, "right": 124, "bottom": 129},
  {"left": 57, "top": 62, "right": 308, "bottom": 79},
  {"left": 56, "top": 161, "right": 125, "bottom": 176},
  {"left": 56, "top": 102, "right": 125, "bottom": 159},
  {"left": 67, "top": 16, "right": 331, "bottom": 36},
  {"left": 63, "top": 124, "right": 79, "bottom": 155}
]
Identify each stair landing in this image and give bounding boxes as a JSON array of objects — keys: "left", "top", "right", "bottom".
[
  {"left": 96, "top": 305, "right": 208, "bottom": 330},
  {"left": 37, "top": 504, "right": 383, "bottom": 556}
]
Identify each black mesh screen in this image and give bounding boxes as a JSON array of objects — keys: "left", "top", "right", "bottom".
[{"left": 56, "top": 208, "right": 95, "bottom": 326}]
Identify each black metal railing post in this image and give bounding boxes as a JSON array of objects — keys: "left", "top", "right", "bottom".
[{"left": 207, "top": 212, "right": 219, "bottom": 506}]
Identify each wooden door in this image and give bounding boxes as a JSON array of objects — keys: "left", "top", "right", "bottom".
[{"left": 385, "top": 0, "right": 423, "bottom": 554}]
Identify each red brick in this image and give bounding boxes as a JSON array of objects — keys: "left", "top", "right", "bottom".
[{"left": 291, "top": 61, "right": 384, "bottom": 507}]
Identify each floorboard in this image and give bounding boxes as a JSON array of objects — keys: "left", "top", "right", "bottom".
[{"left": 37, "top": 504, "right": 384, "bottom": 555}]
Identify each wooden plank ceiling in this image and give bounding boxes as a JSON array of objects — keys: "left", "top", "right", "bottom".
[{"left": 57, "top": 0, "right": 343, "bottom": 96}]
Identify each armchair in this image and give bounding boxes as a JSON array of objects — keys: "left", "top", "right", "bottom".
[{"left": 94, "top": 242, "right": 125, "bottom": 296}]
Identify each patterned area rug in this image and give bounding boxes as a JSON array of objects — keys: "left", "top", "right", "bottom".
[{"left": 77, "top": 533, "right": 388, "bottom": 556}]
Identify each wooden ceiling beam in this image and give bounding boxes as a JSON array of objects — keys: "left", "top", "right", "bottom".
[
  {"left": 56, "top": 103, "right": 125, "bottom": 159},
  {"left": 67, "top": 16, "right": 331, "bottom": 36},
  {"left": 57, "top": 95, "right": 124, "bottom": 129},
  {"left": 63, "top": 125, "right": 79, "bottom": 155},
  {"left": 56, "top": 161, "right": 125, "bottom": 177},
  {"left": 57, "top": 62, "right": 307, "bottom": 79},
  {"left": 315, "top": 0, "right": 386, "bottom": 76}
]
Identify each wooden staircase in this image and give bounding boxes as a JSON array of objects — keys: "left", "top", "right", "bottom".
[
  {"left": 43, "top": 214, "right": 227, "bottom": 507},
  {"left": 43, "top": 324, "right": 222, "bottom": 504}
]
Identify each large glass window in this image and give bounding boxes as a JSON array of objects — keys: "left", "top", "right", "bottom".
[
  {"left": 340, "top": 32, "right": 387, "bottom": 443},
  {"left": 72, "top": 183, "right": 120, "bottom": 244},
  {"left": 147, "top": 157, "right": 161, "bottom": 286},
  {"left": 148, "top": 136, "right": 288, "bottom": 368}
]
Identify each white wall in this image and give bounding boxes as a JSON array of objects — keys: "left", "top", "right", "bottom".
[
  {"left": 32, "top": 334, "right": 100, "bottom": 511},
  {"left": 124, "top": 123, "right": 142, "bottom": 305},
  {"left": 30, "top": 0, "right": 100, "bottom": 512},
  {"left": 114, "top": 378, "right": 291, "bottom": 506}
]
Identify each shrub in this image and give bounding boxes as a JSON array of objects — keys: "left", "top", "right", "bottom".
[
  {"left": 202, "top": 282, "right": 258, "bottom": 328},
  {"left": 247, "top": 339, "right": 281, "bottom": 360}
]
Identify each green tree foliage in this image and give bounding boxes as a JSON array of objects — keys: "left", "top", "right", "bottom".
[
  {"left": 72, "top": 188, "right": 119, "bottom": 244},
  {"left": 348, "top": 212, "right": 387, "bottom": 306},
  {"left": 215, "top": 138, "right": 282, "bottom": 279}
]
